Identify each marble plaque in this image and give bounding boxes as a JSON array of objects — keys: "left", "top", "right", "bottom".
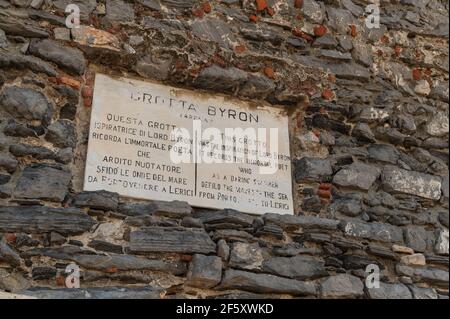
[{"left": 84, "top": 74, "right": 293, "bottom": 215}]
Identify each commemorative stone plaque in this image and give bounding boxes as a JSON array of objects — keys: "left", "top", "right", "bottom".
[{"left": 84, "top": 74, "right": 293, "bottom": 215}]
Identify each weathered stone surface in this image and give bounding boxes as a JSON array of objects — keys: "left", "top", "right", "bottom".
[
  {"left": 229, "top": 242, "right": 264, "bottom": 270},
  {"left": 71, "top": 26, "right": 121, "bottom": 52},
  {"left": 186, "top": 254, "right": 222, "bottom": 288},
  {"left": 32, "top": 267, "right": 56, "bottom": 280},
  {"left": 400, "top": 253, "right": 426, "bottom": 266},
  {"left": 392, "top": 244, "right": 414, "bottom": 255},
  {"left": 263, "top": 255, "right": 328, "bottom": 280},
  {"left": 195, "top": 65, "right": 248, "bottom": 92},
  {"left": 220, "top": 269, "right": 317, "bottom": 296},
  {"left": 105, "top": 0, "right": 135, "bottom": 23},
  {"left": 72, "top": 254, "right": 186, "bottom": 275},
  {"left": 45, "top": 120, "right": 77, "bottom": 148},
  {"left": 263, "top": 213, "right": 339, "bottom": 231},
  {"left": 129, "top": 227, "right": 216, "bottom": 254},
  {"left": 333, "top": 162, "right": 381, "bottom": 190},
  {"left": 409, "top": 286, "right": 439, "bottom": 299},
  {"left": 72, "top": 190, "right": 119, "bottom": 211},
  {"left": 0, "top": 53, "right": 57, "bottom": 77},
  {"left": 88, "top": 240, "right": 123, "bottom": 254},
  {"left": 435, "top": 229, "right": 449, "bottom": 255},
  {"left": 0, "top": 206, "right": 95, "bottom": 235},
  {"left": 0, "top": 153, "right": 18, "bottom": 174},
  {"left": 197, "top": 209, "right": 254, "bottom": 229},
  {"left": 0, "top": 269, "right": 30, "bottom": 293},
  {"left": 381, "top": 166, "right": 442, "bottom": 200},
  {"left": 320, "top": 274, "right": 364, "bottom": 298},
  {"left": 396, "top": 265, "right": 449, "bottom": 286},
  {"left": 368, "top": 144, "right": 400, "bottom": 164},
  {"left": 294, "top": 157, "right": 333, "bottom": 182},
  {"left": 14, "top": 164, "right": 71, "bottom": 202},
  {"left": 342, "top": 220, "right": 403, "bottom": 244},
  {"left": 404, "top": 226, "right": 431, "bottom": 253},
  {"left": 9, "top": 144, "right": 54, "bottom": 160},
  {"left": 191, "top": 18, "right": 234, "bottom": 49},
  {"left": 119, "top": 200, "right": 191, "bottom": 217},
  {"left": 52, "top": 0, "right": 96, "bottom": 20},
  {"left": 0, "top": 9, "right": 49, "bottom": 37},
  {"left": 366, "top": 282, "right": 412, "bottom": 299},
  {"left": 0, "top": 86, "right": 53, "bottom": 125},
  {"left": 28, "top": 39, "right": 86, "bottom": 75},
  {"left": 22, "top": 287, "right": 163, "bottom": 299},
  {"left": 0, "top": 240, "right": 21, "bottom": 267}
]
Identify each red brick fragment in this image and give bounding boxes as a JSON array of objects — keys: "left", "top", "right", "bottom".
[
  {"left": 192, "top": 7, "right": 204, "bottom": 18},
  {"left": 84, "top": 97, "right": 92, "bottom": 108},
  {"left": 321, "top": 88, "right": 334, "bottom": 100},
  {"left": 267, "top": 7, "right": 275, "bottom": 16},
  {"left": 256, "top": 0, "right": 268, "bottom": 12},
  {"left": 317, "top": 189, "right": 331, "bottom": 199},
  {"left": 313, "top": 25, "right": 327, "bottom": 37},
  {"left": 319, "top": 183, "right": 332, "bottom": 191},
  {"left": 4, "top": 233, "right": 16, "bottom": 243},
  {"left": 203, "top": 2, "right": 212, "bottom": 13},
  {"left": 294, "top": 0, "right": 303, "bottom": 8},
  {"left": 59, "top": 76, "right": 81, "bottom": 90},
  {"left": 264, "top": 67, "right": 275, "bottom": 79},
  {"left": 249, "top": 14, "right": 259, "bottom": 23},
  {"left": 234, "top": 44, "right": 247, "bottom": 54},
  {"left": 412, "top": 68, "right": 422, "bottom": 81},
  {"left": 105, "top": 267, "right": 118, "bottom": 274},
  {"left": 55, "top": 276, "right": 66, "bottom": 286},
  {"left": 349, "top": 24, "right": 357, "bottom": 37}
]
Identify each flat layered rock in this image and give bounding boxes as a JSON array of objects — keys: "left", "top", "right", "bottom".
[
  {"left": 21, "top": 287, "right": 163, "bottom": 299},
  {"left": 14, "top": 164, "right": 71, "bottom": 202},
  {"left": 320, "top": 274, "right": 364, "bottom": 298},
  {"left": 28, "top": 39, "right": 86, "bottom": 75},
  {"left": 196, "top": 209, "right": 254, "bottom": 229},
  {"left": 366, "top": 282, "right": 412, "bottom": 299},
  {"left": 341, "top": 220, "right": 403, "bottom": 244},
  {"left": 129, "top": 227, "right": 216, "bottom": 254},
  {"left": 71, "top": 254, "right": 186, "bottom": 275},
  {"left": 263, "top": 255, "right": 328, "bottom": 280},
  {"left": 333, "top": 162, "right": 381, "bottom": 191},
  {"left": 263, "top": 213, "right": 339, "bottom": 231},
  {"left": 72, "top": 190, "right": 119, "bottom": 211},
  {"left": 220, "top": 269, "right": 317, "bottom": 296},
  {"left": 0, "top": 206, "right": 95, "bottom": 235}
]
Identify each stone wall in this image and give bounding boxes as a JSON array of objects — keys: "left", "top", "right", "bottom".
[{"left": 0, "top": 0, "right": 448, "bottom": 299}]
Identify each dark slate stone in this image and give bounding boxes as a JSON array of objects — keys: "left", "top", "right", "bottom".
[
  {"left": 52, "top": 0, "right": 96, "bottom": 20},
  {"left": 186, "top": 254, "right": 222, "bottom": 288},
  {"left": 396, "top": 265, "right": 449, "bottom": 287},
  {"left": 28, "top": 39, "right": 86, "bottom": 75},
  {"left": 409, "top": 286, "right": 438, "bottom": 299},
  {"left": 32, "top": 267, "right": 57, "bottom": 280},
  {"left": 9, "top": 143, "right": 55, "bottom": 160},
  {"left": 294, "top": 157, "right": 333, "bottom": 182},
  {"left": 367, "top": 244, "right": 397, "bottom": 260},
  {"left": 105, "top": 0, "right": 135, "bottom": 23},
  {"left": 0, "top": 173, "right": 10, "bottom": 185},
  {"left": 71, "top": 254, "right": 186, "bottom": 275},
  {"left": 0, "top": 9, "right": 49, "bottom": 37},
  {"left": 0, "top": 206, "right": 95, "bottom": 235},
  {"left": 352, "top": 123, "right": 376, "bottom": 143},
  {"left": 239, "top": 23, "right": 284, "bottom": 45},
  {"left": 342, "top": 254, "right": 380, "bottom": 270},
  {"left": 129, "top": 227, "right": 216, "bottom": 254},
  {"left": 220, "top": 269, "right": 317, "bottom": 296},
  {"left": 55, "top": 148, "right": 73, "bottom": 164},
  {"left": 0, "top": 240, "right": 21, "bottom": 267},
  {"left": 319, "top": 49, "right": 352, "bottom": 61},
  {"left": 330, "top": 198, "right": 362, "bottom": 217},
  {"left": 333, "top": 162, "right": 381, "bottom": 190},
  {"left": 366, "top": 282, "right": 412, "bottom": 299},
  {"left": 403, "top": 226, "right": 430, "bottom": 253},
  {"left": 45, "top": 120, "right": 77, "bottom": 148},
  {"left": 22, "top": 286, "right": 163, "bottom": 299},
  {"left": 14, "top": 164, "right": 71, "bottom": 202},
  {"left": 137, "top": 0, "right": 161, "bottom": 10},
  {"left": 320, "top": 274, "right": 364, "bottom": 298},
  {"left": 240, "top": 74, "right": 275, "bottom": 99},
  {"left": 180, "top": 217, "right": 204, "bottom": 228},
  {"left": 196, "top": 209, "right": 254, "bottom": 229},
  {"left": 0, "top": 153, "right": 18, "bottom": 174},
  {"left": 118, "top": 200, "right": 191, "bottom": 217},
  {"left": 341, "top": 220, "right": 403, "bottom": 244},
  {"left": 0, "top": 86, "right": 53, "bottom": 125},
  {"left": 263, "top": 213, "right": 339, "bottom": 231},
  {"left": 263, "top": 255, "right": 328, "bottom": 280},
  {"left": 439, "top": 211, "right": 449, "bottom": 228},
  {"left": 3, "top": 119, "right": 38, "bottom": 138},
  {"left": 368, "top": 144, "right": 400, "bottom": 164},
  {"left": 0, "top": 53, "right": 57, "bottom": 76},
  {"left": 88, "top": 240, "right": 123, "bottom": 254},
  {"left": 228, "top": 242, "right": 263, "bottom": 270},
  {"left": 72, "top": 191, "right": 119, "bottom": 211},
  {"left": 191, "top": 18, "right": 235, "bottom": 49},
  {"left": 195, "top": 65, "right": 248, "bottom": 92}
]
